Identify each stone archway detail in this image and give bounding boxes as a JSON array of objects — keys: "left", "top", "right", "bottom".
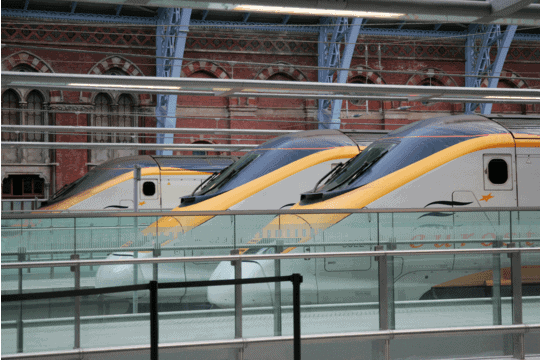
[
  {"left": 405, "top": 68, "right": 458, "bottom": 87},
  {"left": 180, "top": 60, "right": 230, "bottom": 79},
  {"left": 480, "top": 69, "right": 528, "bottom": 89},
  {"left": 254, "top": 62, "right": 308, "bottom": 82},
  {"left": 347, "top": 66, "right": 386, "bottom": 84},
  {"left": 81, "top": 56, "right": 151, "bottom": 105},
  {"left": 2, "top": 51, "right": 63, "bottom": 103}
]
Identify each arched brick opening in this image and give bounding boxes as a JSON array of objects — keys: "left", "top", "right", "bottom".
[
  {"left": 180, "top": 60, "right": 230, "bottom": 79},
  {"left": 399, "top": 68, "right": 460, "bottom": 112},
  {"left": 2, "top": 51, "right": 63, "bottom": 103},
  {"left": 80, "top": 56, "right": 151, "bottom": 106},
  {"left": 481, "top": 69, "right": 531, "bottom": 114}
]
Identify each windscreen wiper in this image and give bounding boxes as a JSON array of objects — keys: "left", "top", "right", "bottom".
[
  {"left": 199, "top": 159, "right": 254, "bottom": 195},
  {"left": 328, "top": 149, "right": 389, "bottom": 191},
  {"left": 191, "top": 171, "right": 220, "bottom": 196}
]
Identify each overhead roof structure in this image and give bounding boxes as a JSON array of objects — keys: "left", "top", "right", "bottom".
[
  {"left": 3, "top": 71, "right": 540, "bottom": 105},
  {"left": 36, "top": 0, "right": 540, "bottom": 25}
]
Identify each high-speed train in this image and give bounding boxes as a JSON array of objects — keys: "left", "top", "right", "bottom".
[
  {"left": 95, "top": 130, "right": 367, "bottom": 303},
  {"left": 208, "top": 114, "right": 540, "bottom": 307},
  {"left": 39, "top": 155, "right": 233, "bottom": 212}
]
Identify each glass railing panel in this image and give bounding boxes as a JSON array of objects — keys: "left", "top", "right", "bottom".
[
  {"left": 235, "top": 214, "right": 278, "bottom": 250},
  {"left": 1, "top": 266, "right": 76, "bottom": 355},
  {"left": 389, "top": 333, "right": 511, "bottom": 360}
]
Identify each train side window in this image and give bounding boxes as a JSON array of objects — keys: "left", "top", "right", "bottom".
[
  {"left": 488, "top": 159, "right": 508, "bottom": 184},
  {"left": 483, "top": 154, "right": 513, "bottom": 191},
  {"left": 142, "top": 181, "right": 156, "bottom": 196}
]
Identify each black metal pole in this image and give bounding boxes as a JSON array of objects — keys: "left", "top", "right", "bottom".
[
  {"left": 150, "top": 281, "right": 158, "bottom": 360},
  {"left": 292, "top": 273, "right": 303, "bottom": 360}
]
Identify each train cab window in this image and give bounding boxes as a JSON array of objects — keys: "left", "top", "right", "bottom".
[
  {"left": 488, "top": 159, "right": 508, "bottom": 184},
  {"left": 142, "top": 181, "right": 156, "bottom": 196}
]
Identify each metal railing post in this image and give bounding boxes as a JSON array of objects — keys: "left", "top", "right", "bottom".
[
  {"left": 374, "top": 245, "right": 390, "bottom": 360},
  {"left": 493, "top": 239, "right": 503, "bottom": 326},
  {"left": 133, "top": 251, "right": 138, "bottom": 314},
  {"left": 508, "top": 242, "right": 524, "bottom": 359},
  {"left": 153, "top": 244, "right": 160, "bottom": 281},
  {"left": 70, "top": 254, "right": 81, "bottom": 349},
  {"left": 149, "top": 280, "right": 158, "bottom": 360},
  {"left": 292, "top": 273, "right": 303, "bottom": 360},
  {"left": 17, "top": 247, "right": 25, "bottom": 353},
  {"left": 274, "top": 240, "right": 283, "bottom": 336},
  {"left": 230, "top": 249, "right": 242, "bottom": 339}
]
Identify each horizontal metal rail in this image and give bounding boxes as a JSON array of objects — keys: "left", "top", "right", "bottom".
[
  {"left": 1, "top": 324, "right": 539, "bottom": 360},
  {"left": 1, "top": 275, "right": 299, "bottom": 303},
  {"left": 0, "top": 125, "right": 390, "bottom": 136},
  {"left": 2, "top": 247, "right": 539, "bottom": 269},
  {"left": 3, "top": 238, "right": 539, "bottom": 256},
  {"left": 1, "top": 141, "right": 257, "bottom": 151},
  {"left": 3, "top": 206, "right": 540, "bottom": 218},
  {"left": 0, "top": 125, "right": 298, "bottom": 136}
]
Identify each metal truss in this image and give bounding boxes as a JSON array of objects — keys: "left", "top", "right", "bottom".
[
  {"left": 318, "top": 17, "right": 362, "bottom": 130},
  {"left": 155, "top": 7, "right": 192, "bottom": 156},
  {"left": 2, "top": 8, "right": 539, "bottom": 41},
  {"left": 464, "top": 24, "right": 518, "bottom": 115}
]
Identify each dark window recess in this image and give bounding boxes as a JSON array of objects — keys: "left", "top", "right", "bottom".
[
  {"left": 2, "top": 175, "right": 45, "bottom": 198},
  {"left": 142, "top": 181, "right": 156, "bottom": 196},
  {"left": 488, "top": 159, "right": 508, "bottom": 184}
]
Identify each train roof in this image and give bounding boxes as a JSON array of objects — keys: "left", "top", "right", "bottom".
[
  {"left": 41, "top": 155, "right": 234, "bottom": 208},
  {"left": 486, "top": 115, "right": 540, "bottom": 138}
]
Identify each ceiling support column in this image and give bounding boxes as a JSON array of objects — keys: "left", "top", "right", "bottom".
[
  {"left": 464, "top": 24, "right": 517, "bottom": 115},
  {"left": 155, "top": 7, "right": 191, "bottom": 155},
  {"left": 318, "top": 17, "right": 362, "bottom": 130}
]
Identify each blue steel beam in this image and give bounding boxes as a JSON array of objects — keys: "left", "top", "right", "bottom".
[
  {"left": 71, "top": 2, "right": 77, "bottom": 13},
  {"left": 155, "top": 7, "right": 192, "bottom": 156},
  {"left": 464, "top": 24, "right": 517, "bottom": 114},
  {"left": 115, "top": 5, "right": 122, "bottom": 16},
  {"left": 482, "top": 25, "right": 518, "bottom": 115},
  {"left": 2, "top": 8, "right": 538, "bottom": 41},
  {"left": 318, "top": 17, "right": 363, "bottom": 130}
]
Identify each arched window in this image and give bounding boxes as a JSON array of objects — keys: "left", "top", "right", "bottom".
[
  {"left": 115, "top": 94, "right": 135, "bottom": 143},
  {"left": 93, "top": 93, "right": 112, "bottom": 143},
  {"left": 27, "top": 91, "right": 44, "bottom": 142},
  {"left": 192, "top": 140, "right": 211, "bottom": 156},
  {"left": 2, "top": 90, "right": 20, "bottom": 141}
]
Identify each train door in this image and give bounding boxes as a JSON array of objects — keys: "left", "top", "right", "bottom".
[
  {"left": 138, "top": 177, "right": 160, "bottom": 210},
  {"left": 516, "top": 146, "right": 540, "bottom": 207}
]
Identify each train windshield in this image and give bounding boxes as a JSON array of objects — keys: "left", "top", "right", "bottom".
[
  {"left": 315, "top": 141, "right": 397, "bottom": 193},
  {"left": 195, "top": 153, "right": 261, "bottom": 196}
]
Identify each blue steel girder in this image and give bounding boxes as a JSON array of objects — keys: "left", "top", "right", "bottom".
[
  {"left": 465, "top": 24, "right": 517, "bottom": 114},
  {"left": 2, "top": 9, "right": 538, "bottom": 41},
  {"left": 318, "top": 17, "right": 363, "bottom": 129},
  {"left": 155, "top": 7, "right": 192, "bottom": 156}
]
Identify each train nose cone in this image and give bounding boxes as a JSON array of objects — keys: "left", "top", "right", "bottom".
[
  {"left": 95, "top": 252, "right": 146, "bottom": 290},
  {"left": 207, "top": 260, "right": 274, "bottom": 308}
]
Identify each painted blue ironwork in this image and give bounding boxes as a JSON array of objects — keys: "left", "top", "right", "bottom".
[
  {"left": 282, "top": 15, "right": 290, "bottom": 24},
  {"left": 116, "top": 5, "right": 122, "bottom": 16},
  {"left": 155, "top": 7, "right": 192, "bottom": 156},
  {"left": 1, "top": 8, "right": 157, "bottom": 24},
  {"left": 243, "top": 13, "right": 250, "bottom": 22},
  {"left": 434, "top": 24, "right": 442, "bottom": 31},
  {"left": 318, "top": 17, "right": 363, "bottom": 130},
  {"left": 464, "top": 24, "right": 517, "bottom": 114},
  {"left": 71, "top": 2, "right": 77, "bottom": 14},
  {"left": 23, "top": 0, "right": 29, "bottom": 11},
  {"left": 2, "top": 8, "right": 537, "bottom": 42}
]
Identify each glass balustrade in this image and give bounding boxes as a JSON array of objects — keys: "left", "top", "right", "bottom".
[{"left": 2, "top": 209, "right": 539, "bottom": 357}]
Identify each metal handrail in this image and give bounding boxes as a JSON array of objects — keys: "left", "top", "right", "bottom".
[
  {"left": 2, "top": 275, "right": 304, "bottom": 360},
  {"left": 2, "top": 206, "right": 540, "bottom": 218},
  {"left": 2, "top": 247, "right": 539, "bottom": 269},
  {"left": 4, "top": 238, "right": 538, "bottom": 257}
]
